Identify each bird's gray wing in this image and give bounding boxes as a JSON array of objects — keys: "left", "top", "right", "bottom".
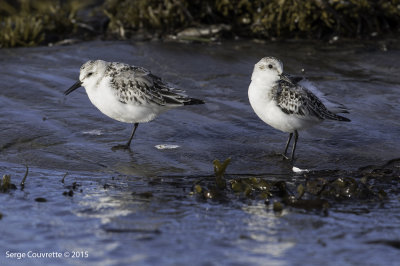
[
  {"left": 281, "top": 73, "right": 304, "bottom": 84},
  {"left": 281, "top": 73, "right": 349, "bottom": 114},
  {"left": 275, "top": 80, "right": 349, "bottom": 121},
  {"left": 106, "top": 62, "right": 190, "bottom": 106}
]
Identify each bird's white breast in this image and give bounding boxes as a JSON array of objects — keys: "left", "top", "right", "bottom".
[
  {"left": 84, "top": 77, "right": 169, "bottom": 123},
  {"left": 248, "top": 78, "right": 317, "bottom": 133}
]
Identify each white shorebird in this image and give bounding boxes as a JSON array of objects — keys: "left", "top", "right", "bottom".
[
  {"left": 65, "top": 60, "right": 204, "bottom": 149},
  {"left": 248, "top": 57, "right": 350, "bottom": 161}
]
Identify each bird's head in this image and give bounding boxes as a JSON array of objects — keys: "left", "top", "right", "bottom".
[
  {"left": 64, "top": 60, "right": 108, "bottom": 95},
  {"left": 251, "top": 57, "right": 283, "bottom": 81}
]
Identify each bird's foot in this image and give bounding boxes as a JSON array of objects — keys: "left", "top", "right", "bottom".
[
  {"left": 111, "top": 144, "right": 131, "bottom": 151},
  {"left": 274, "top": 152, "right": 290, "bottom": 160},
  {"left": 275, "top": 152, "right": 295, "bottom": 164}
]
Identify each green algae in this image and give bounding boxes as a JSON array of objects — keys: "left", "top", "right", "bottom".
[
  {"left": 273, "top": 201, "right": 283, "bottom": 212},
  {"left": 0, "top": 174, "right": 17, "bottom": 192},
  {"left": 1, "top": 0, "right": 399, "bottom": 47},
  {"left": 0, "top": 0, "right": 95, "bottom": 47},
  {"left": 193, "top": 157, "right": 398, "bottom": 213},
  {"left": 103, "top": 0, "right": 400, "bottom": 40},
  {"left": 0, "top": 16, "right": 44, "bottom": 47},
  {"left": 192, "top": 158, "right": 231, "bottom": 200},
  {"left": 0, "top": 167, "right": 31, "bottom": 192},
  {"left": 213, "top": 158, "right": 230, "bottom": 190}
]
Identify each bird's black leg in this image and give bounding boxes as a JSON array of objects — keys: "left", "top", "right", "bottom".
[
  {"left": 283, "top": 133, "right": 293, "bottom": 158},
  {"left": 126, "top": 123, "right": 139, "bottom": 147},
  {"left": 112, "top": 123, "right": 139, "bottom": 151},
  {"left": 290, "top": 130, "right": 299, "bottom": 161}
]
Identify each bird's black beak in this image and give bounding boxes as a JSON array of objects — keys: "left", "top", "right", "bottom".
[{"left": 64, "top": 80, "right": 82, "bottom": 95}]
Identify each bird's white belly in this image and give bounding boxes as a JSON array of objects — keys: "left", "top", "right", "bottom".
[
  {"left": 248, "top": 82, "right": 318, "bottom": 133},
  {"left": 85, "top": 84, "right": 168, "bottom": 123}
]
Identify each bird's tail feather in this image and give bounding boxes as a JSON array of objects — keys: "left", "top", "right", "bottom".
[
  {"left": 184, "top": 98, "right": 205, "bottom": 105},
  {"left": 335, "top": 114, "right": 351, "bottom": 122},
  {"left": 328, "top": 113, "right": 350, "bottom": 122}
]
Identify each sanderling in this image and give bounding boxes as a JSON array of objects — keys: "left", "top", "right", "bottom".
[
  {"left": 248, "top": 57, "right": 350, "bottom": 161},
  {"left": 65, "top": 60, "right": 204, "bottom": 149}
]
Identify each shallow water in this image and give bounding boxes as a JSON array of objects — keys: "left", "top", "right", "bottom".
[{"left": 0, "top": 40, "right": 399, "bottom": 265}]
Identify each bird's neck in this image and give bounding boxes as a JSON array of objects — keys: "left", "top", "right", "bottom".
[{"left": 250, "top": 73, "right": 279, "bottom": 92}]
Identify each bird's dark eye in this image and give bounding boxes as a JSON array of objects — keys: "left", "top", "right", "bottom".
[
  {"left": 87, "top": 72, "right": 93, "bottom": 77},
  {"left": 268, "top": 64, "right": 273, "bottom": 69}
]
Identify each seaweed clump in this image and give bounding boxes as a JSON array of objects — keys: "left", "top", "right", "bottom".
[
  {"left": 192, "top": 158, "right": 398, "bottom": 214},
  {"left": 191, "top": 158, "right": 231, "bottom": 201},
  {"left": 0, "top": 166, "right": 29, "bottom": 192},
  {"left": 0, "top": 0, "right": 97, "bottom": 48},
  {"left": 1, "top": 0, "right": 399, "bottom": 47},
  {"left": 0, "top": 174, "right": 17, "bottom": 192},
  {"left": 103, "top": 0, "right": 400, "bottom": 40}
]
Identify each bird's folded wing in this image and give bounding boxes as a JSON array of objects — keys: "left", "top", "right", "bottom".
[
  {"left": 107, "top": 63, "right": 188, "bottom": 106},
  {"left": 281, "top": 73, "right": 349, "bottom": 114},
  {"left": 276, "top": 81, "right": 344, "bottom": 121}
]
